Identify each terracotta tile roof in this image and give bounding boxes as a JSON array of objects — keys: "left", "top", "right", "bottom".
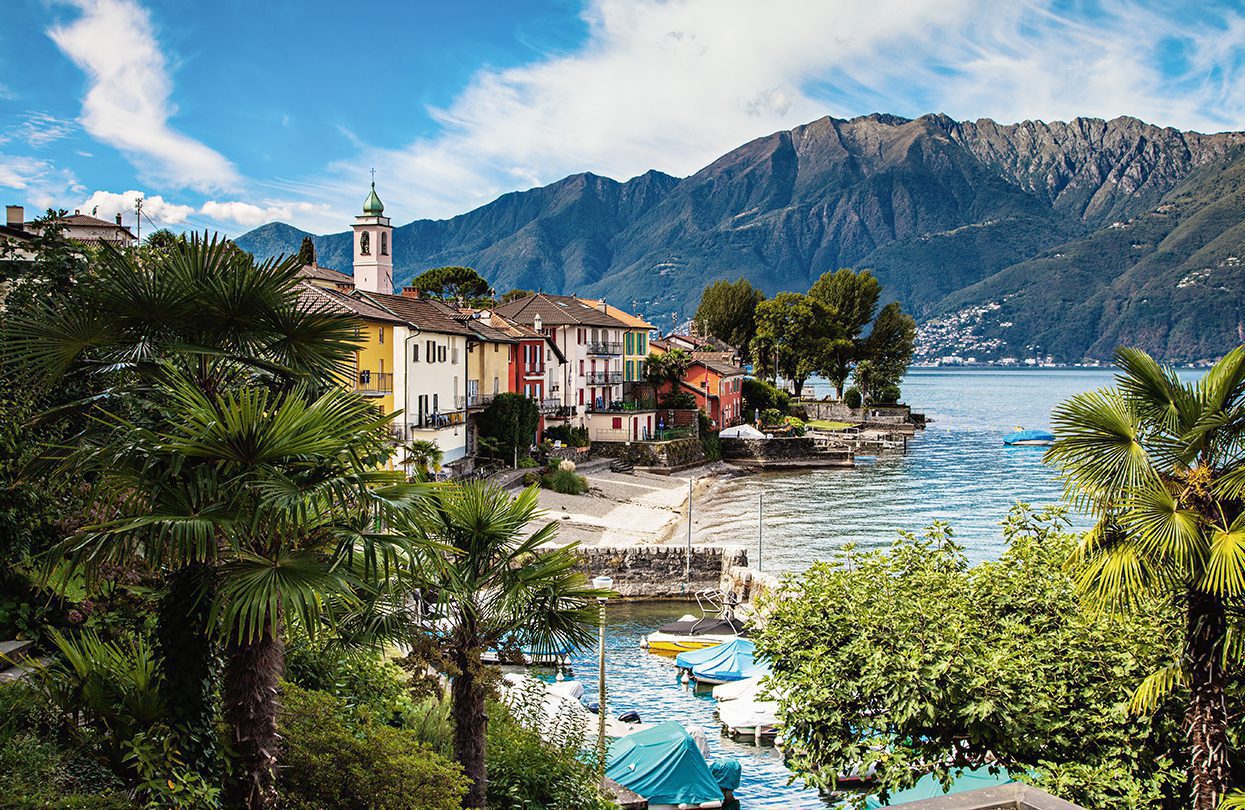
[
  {"left": 296, "top": 282, "right": 405, "bottom": 323},
  {"left": 355, "top": 291, "right": 476, "bottom": 336},
  {"left": 576, "top": 298, "right": 655, "bottom": 330},
  {"left": 693, "top": 355, "right": 745, "bottom": 377},
  {"left": 493, "top": 293, "right": 631, "bottom": 328},
  {"left": 41, "top": 213, "right": 136, "bottom": 239}
]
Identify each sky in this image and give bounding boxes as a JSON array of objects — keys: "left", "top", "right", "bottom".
[{"left": 3, "top": 0, "right": 1245, "bottom": 238}]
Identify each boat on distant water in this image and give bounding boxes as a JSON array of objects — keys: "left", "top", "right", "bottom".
[
  {"left": 642, "top": 588, "right": 746, "bottom": 654},
  {"left": 1003, "top": 427, "right": 1055, "bottom": 446}
]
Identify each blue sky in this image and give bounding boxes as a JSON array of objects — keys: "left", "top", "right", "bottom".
[{"left": 3, "top": 0, "right": 1245, "bottom": 237}]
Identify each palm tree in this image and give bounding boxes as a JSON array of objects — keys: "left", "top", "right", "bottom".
[
  {"left": 1045, "top": 346, "right": 1245, "bottom": 810},
  {"left": 403, "top": 439, "right": 444, "bottom": 478},
  {"left": 356, "top": 482, "right": 608, "bottom": 809},
  {"left": 64, "top": 374, "right": 420, "bottom": 807}
]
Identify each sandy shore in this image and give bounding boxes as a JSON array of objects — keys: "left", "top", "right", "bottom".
[{"left": 532, "top": 463, "right": 743, "bottom": 548}]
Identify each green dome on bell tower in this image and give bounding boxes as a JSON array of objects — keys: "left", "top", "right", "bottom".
[{"left": 362, "top": 181, "right": 384, "bottom": 216}]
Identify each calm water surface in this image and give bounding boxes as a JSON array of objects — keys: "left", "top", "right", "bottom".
[{"left": 583, "top": 369, "right": 1199, "bottom": 807}]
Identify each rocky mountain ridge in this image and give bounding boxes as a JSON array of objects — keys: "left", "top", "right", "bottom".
[{"left": 237, "top": 112, "right": 1245, "bottom": 362}]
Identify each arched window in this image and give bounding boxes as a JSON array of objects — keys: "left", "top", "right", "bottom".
[
  {"left": 380, "top": 231, "right": 389, "bottom": 255},
  {"left": 360, "top": 231, "right": 370, "bottom": 255}
]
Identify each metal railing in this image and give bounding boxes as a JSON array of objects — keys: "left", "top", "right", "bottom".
[
  {"left": 539, "top": 398, "right": 563, "bottom": 414},
  {"left": 592, "top": 426, "right": 697, "bottom": 442},
  {"left": 523, "top": 365, "right": 545, "bottom": 377},
  {"left": 467, "top": 393, "right": 496, "bottom": 409},
  {"left": 586, "top": 341, "right": 623, "bottom": 356},
  {"left": 355, "top": 371, "right": 393, "bottom": 396},
  {"left": 409, "top": 411, "right": 465, "bottom": 430},
  {"left": 585, "top": 399, "right": 657, "bottom": 413},
  {"left": 583, "top": 371, "right": 623, "bottom": 385}
]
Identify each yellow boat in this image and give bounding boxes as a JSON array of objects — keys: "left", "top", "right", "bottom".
[{"left": 642, "top": 614, "right": 747, "bottom": 655}]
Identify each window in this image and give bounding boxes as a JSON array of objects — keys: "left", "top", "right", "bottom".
[
  {"left": 638, "top": 334, "right": 647, "bottom": 354},
  {"left": 578, "top": 389, "right": 584, "bottom": 405},
  {"left": 493, "top": 376, "right": 499, "bottom": 394},
  {"left": 578, "top": 359, "right": 584, "bottom": 376},
  {"left": 493, "top": 344, "right": 499, "bottom": 353},
  {"left": 433, "top": 393, "right": 439, "bottom": 412},
  {"left": 626, "top": 360, "right": 633, "bottom": 380},
  {"left": 412, "top": 343, "right": 419, "bottom": 363},
  {"left": 359, "top": 231, "right": 370, "bottom": 255},
  {"left": 451, "top": 346, "right": 459, "bottom": 364},
  {"left": 439, "top": 345, "right": 447, "bottom": 363},
  {"left": 637, "top": 360, "right": 645, "bottom": 379},
  {"left": 426, "top": 340, "right": 435, "bottom": 362},
  {"left": 612, "top": 417, "right": 622, "bottom": 429},
  {"left": 378, "top": 326, "right": 384, "bottom": 344},
  {"left": 625, "top": 333, "right": 634, "bottom": 354},
  {"left": 380, "top": 231, "right": 388, "bottom": 255}
]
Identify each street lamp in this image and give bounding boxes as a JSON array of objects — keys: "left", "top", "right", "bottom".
[{"left": 592, "top": 574, "right": 613, "bottom": 787}]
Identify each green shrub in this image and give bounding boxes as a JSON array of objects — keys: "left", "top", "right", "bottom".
[
  {"left": 542, "top": 468, "right": 589, "bottom": 495},
  {"left": 521, "top": 470, "right": 541, "bottom": 487},
  {"left": 486, "top": 701, "right": 613, "bottom": 810},
  {"left": 784, "top": 416, "right": 806, "bottom": 436},
  {"left": 873, "top": 383, "right": 901, "bottom": 404},
  {"left": 517, "top": 455, "right": 539, "bottom": 469},
  {"left": 278, "top": 683, "right": 467, "bottom": 810},
  {"left": 742, "top": 378, "right": 789, "bottom": 416},
  {"left": 843, "top": 387, "right": 863, "bottom": 409},
  {"left": 284, "top": 637, "right": 411, "bottom": 725},
  {"left": 760, "top": 408, "right": 784, "bottom": 426},
  {"left": 543, "top": 424, "right": 589, "bottom": 448},
  {"left": 660, "top": 391, "right": 697, "bottom": 410}
]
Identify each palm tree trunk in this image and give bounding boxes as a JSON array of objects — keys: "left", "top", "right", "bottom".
[
  {"left": 155, "top": 563, "right": 219, "bottom": 778},
  {"left": 1185, "top": 589, "right": 1231, "bottom": 810},
  {"left": 223, "top": 628, "right": 285, "bottom": 809},
  {"left": 452, "top": 648, "right": 489, "bottom": 809}
]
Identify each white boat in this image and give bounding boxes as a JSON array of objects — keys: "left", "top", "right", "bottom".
[{"left": 718, "top": 697, "right": 780, "bottom": 739}]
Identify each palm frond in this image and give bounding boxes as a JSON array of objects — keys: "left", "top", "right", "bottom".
[
  {"left": 1046, "top": 388, "right": 1155, "bottom": 508},
  {"left": 1128, "top": 664, "right": 1186, "bottom": 715}
]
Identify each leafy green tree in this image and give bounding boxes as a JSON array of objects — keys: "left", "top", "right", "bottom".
[
  {"left": 809, "top": 268, "right": 881, "bottom": 397},
  {"left": 757, "top": 505, "right": 1185, "bottom": 808},
  {"left": 412, "top": 265, "right": 492, "bottom": 303},
  {"left": 741, "top": 377, "right": 790, "bottom": 420},
  {"left": 478, "top": 392, "right": 540, "bottom": 467},
  {"left": 644, "top": 349, "right": 693, "bottom": 406},
  {"left": 750, "top": 292, "right": 838, "bottom": 397},
  {"left": 296, "top": 235, "right": 316, "bottom": 266},
  {"left": 1045, "top": 347, "right": 1245, "bottom": 810},
  {"left": 499, "top": 288, "right": 534, "bottom": 304},
  {"left": 865, "top": 301, "right": 916, "bottom": 394},
  {"left": 358, "top": 483, "right": 607, "bottom": 808},
  {"left": 693, "top": 278, "right": 764, "bottom": 359},
  {"left": 402, "top": 439, "right": 444, "bottom": 478}
]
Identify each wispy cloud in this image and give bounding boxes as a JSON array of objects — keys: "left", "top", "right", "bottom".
[
  {"left": 0, "top": 112, "right": 77, "bottom": 149},
  {"left": 0, "top": 154, "right": 84, "bottom": 209},
  {"left": 321, "top": 0, "right": 1245, "bottom": 224},
  {"left": 48, "top": 0, "right": 240, "bottom": 193}
]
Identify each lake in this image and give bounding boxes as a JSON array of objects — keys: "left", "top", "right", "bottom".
[{"left": 576, "top": 368, "right": 1192, "bottom": 807}]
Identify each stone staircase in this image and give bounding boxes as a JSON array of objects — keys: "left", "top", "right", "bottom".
[
  {"left": 0, "top": 639, "right": 42, "bottom": 683},
  {"left": 609, "top": 459, "right": 636, "bottom": 474}
]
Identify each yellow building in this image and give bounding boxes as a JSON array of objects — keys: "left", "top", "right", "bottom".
[
  {"left": 578, "top": 299, "right": 655, "bottom": 388},
  {"left": 296, "top": 279, "right": 405, "bottom": 417}
]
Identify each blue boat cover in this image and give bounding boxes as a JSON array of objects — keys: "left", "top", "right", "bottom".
[
  {"left": 691, "top": 638, "right": 770, "bottom": 683},
  {"left": 674, "top": 641, "right": 727, "bottom": 669},
  {"left": 606, "top": 721, "right": 724, "bottom": 806},
  {"left": 865, "top": 766, "right": 1014, "bottom": 807},
  {"left": 709, "top": 758, "right": 742, "bottom": 790},
  {"left": 1003, "top": 428, "right": 1055, "bottom": 445}
]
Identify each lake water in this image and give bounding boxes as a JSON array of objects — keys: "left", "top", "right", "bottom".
[{"left": 575, "top": 368, "right": 1180, "bottom": 807}]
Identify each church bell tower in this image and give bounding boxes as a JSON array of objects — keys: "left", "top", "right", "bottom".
[{"left": 352, "top": 172, "right": 393, "bottom": 294}]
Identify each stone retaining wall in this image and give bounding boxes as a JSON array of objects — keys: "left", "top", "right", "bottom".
[
  {"left": 591, "top": 437, "right": 705, "bottom": 470},
  {"left": 721, "top": 437, "right": 853, "bottom": 467},
  {"left": 573, "top": 545, "right": 747, "bottom": 599},
  {"left": 801, "top": 401, "right": 912, "bottom": 423}
]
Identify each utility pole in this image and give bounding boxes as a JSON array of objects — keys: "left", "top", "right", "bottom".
[
  {"left": 133, "top": 196, "right": 144, "bottom": 242},
  {"left": 685, "top": 477, "right": 693, "bottom": 587},
  {"left": 758, "top": 492, "right": 763, "bottom": 572}
]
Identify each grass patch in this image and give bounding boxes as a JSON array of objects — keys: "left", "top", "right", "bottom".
[{"left": 806, "top": 420, "right": 856, "bottom": 431}]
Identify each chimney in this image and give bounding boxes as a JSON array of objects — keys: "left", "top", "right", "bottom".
[
  {"left": 115, "top": 213, "right": 122, "bottom": 226},
  {"left": 5, "top": 205, "right": 23, "bottom": 229},
  {"left": 533, "top": 314, "right": 543, "bottom": 333},
  {"left": 597, "top": 298, "right": 607, "bottom": 312},
  {"left": 402, "top": 286, "right": 421, "bottom": 299}
]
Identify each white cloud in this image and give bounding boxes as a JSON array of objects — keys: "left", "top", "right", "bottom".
[
  {"left": 0, "top": 154, "right": 83, "bottom": 209},
  {"left": 48, "top": 0, "right": 240, "bottom": 193},
  {"left": 80, "top": 189, "right": 195, "bottom": 225},
  {"left": 0, "top": 112, "right": 77, "bottom": 149},
  {"left": 320, "top": 0, "right": 1245, "bottom": 224},
  {"left": 200, "top": 199, "right": 334, "bottom": 228}
]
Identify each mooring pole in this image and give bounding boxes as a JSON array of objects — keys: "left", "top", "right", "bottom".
[
  {"left": 758, "top": 492, "right": 763, "bottom": 572},
  {"left": 685, "top": 477, "right": 693, "bottom": 586}
]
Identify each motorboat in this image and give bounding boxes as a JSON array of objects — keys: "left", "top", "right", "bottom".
[
  {"left": 1003, "top": 427, "right": 1055, "bottom": 446},
  {"left": 689, "top": 638, "right": 770, "bottom": 685},
  {"left": 606, "top": 721, "right": 740, "bottom": 809},
  {"left": 864, "top": 766, "right": 1014, "bottom": 807},
  {"left": 718, "top": 696, "right": 779, "bottom": 740},
  {"left": 711, "top": 673, "right": 765, "bottom": 701},
  {"left": 642, "top": 589, "right": 747, "bottom": 654}
]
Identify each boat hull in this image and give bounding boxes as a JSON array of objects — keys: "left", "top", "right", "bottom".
[
  {"left": 1004, "top": 439, "right": 1052, "bottom": 446},
  {"left": 646, "top": 633, "right": 738, "bottom": 654}
]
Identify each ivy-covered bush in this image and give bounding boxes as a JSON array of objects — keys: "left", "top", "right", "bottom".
[
  {"left": 284, "top": 636, "right": 412, "bottom": 725},
  {"left": 760, "top": 407, "right": 784, "bottom": 427},
  {"left": 843, "top": 387, "right": 863, "bottom": 409},
  {"left": 543, "top": 424, "right": 589, "bottom": 447},
  {"left": 741, "top": 378, "right": 789, "bottom": 417},
  {"left": 278, "top": 683, "right": 467, "bottom": 810},
  {"left": 486, "top": 699, "right": 614, "bottom": 810}
]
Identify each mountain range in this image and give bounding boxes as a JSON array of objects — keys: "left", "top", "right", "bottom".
[{"left": 236, "top": 112, "right": 1245, "bottom": 363}]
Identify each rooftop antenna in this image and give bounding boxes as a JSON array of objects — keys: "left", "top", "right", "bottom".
[{"left": 370, "top": 167, "right": 376, "bottom": 184}]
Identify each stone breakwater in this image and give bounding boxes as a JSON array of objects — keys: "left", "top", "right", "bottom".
[{"left": 571, "top": 544, "right": 777, "bottom": 603}]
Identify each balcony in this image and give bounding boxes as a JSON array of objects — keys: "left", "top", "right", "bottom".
[
  {"left": 544, "top": 404, "right": 577, "bottom": 419},
  {"left": 586, "top": 399, "right": 657, "bottom": 414},
  {"left": 583, "top": 371, "right": 623, "bottom": 385},
  {"left": 410, "top": 411, "right": 465, "bottom": 430},
  {"left": 467, "top": 393, "right": 496, "bottom": 409},
  {"left": 523, "top": 364, "right": 546, "bottom": 378},
  {"left": 355, "top": 371, "right": 393, "bottom": 396},
  {"left": 586, "top": 341, "right": 623, "bottom": 356},
  {"left": 539, "top": 398, "right": 562, "bottom": 415}
]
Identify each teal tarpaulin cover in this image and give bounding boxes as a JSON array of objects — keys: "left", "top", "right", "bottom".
[
  {"left": 1003, "top": 428, "right": 1054, "bottom": 445},
  {"left": 691, "top": 638, "right": 770, "bottom": 683},
  {"left": 865, "top": 766, "right": 1014, "bottom": 808},
  {"left": 606, "top": 721, "right": 724, "bottom": 806},
  {"left": 710, "top": 758, "right": 742, "bottom": 791},
  {"left": 674, "top": 641, "right": 727, "bottom": 669}
]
